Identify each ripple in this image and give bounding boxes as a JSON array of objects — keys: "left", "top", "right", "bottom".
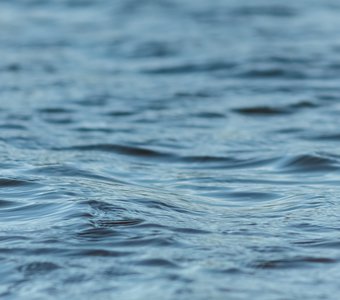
[
  {"left": 190, "top": 112, "right": 226, "bottom": 119},
  {"left": 276, "top": 154, "right": 339, "bottom": 172},
  {"left": 171, "top": 227, "right": 210, "bottom": 234},
  {"left": 55, "top": 144, "right": 174, "bottom": 159},
  {"left": 27, "top": 164, "right": 124, "bottom": 183},
  {"left": 252, "top": 256, "right": 336, "bottom": 269},
  {"left": 0, "top": 178, "right": 35, "bottom": 188},
  {"left": 18, "top": 262, "right": 61, "bottom": 275},
  {"left": 73, "top": 249, "right": 132, "bottom": 257},
  {"left": 233, "top": 100, "right": 319, "bottom": 116},
  {"left": 77, "top": 228, "right": 117, "bottom": 241},
  {"left": 304, "top": 133, "right": 340, "bottom": 141},
  {"left": 75, "top": 96, "right": 108, "bottom": 107},
  {"left": 94, "top": 219, "right": 143, "bottom": 228},
  {"left": 202, "top": 191, "right": 280, "bottom": 202},
  {"left": 143, "top": 61, "right": 236, "bottom": 75},
  {"left": 136, "top": 258, "right": 178, "bottom": 268},
  {"left": 0, "top": 202, "right": 68, "bottom": 222},
  {"left": 289, "top": 100, "right": 319, "bottom": 109},
  {"left": 181, "top": 155, "right": 277, "bottom": 169},
  {"left": 74, "top": 127, "right": 115, "bottom": 133},
  {"left": 42, "top": 117, "right": 74, "bottom": 125},
  {"left": 0, "top": 124, "right": 26, "bottom": 130},
  {"left": 0, "top": 199, "right": 19, "bottom": 208},
  {"left": 106, "top": 111, "right": 135, "bottom": 117},
  {"left": 294, "top": 240, "right": 340, "bottom": 249},
  {"left": 232, "top": 106, "right": 291, "bottom": 116},
  {"left": 38, "top": 108, "right": 74, "bottom": 114},
  {"left": 112, "top": 236, "right": 176, "bottom": 247},
  {"left": 129, "top": 41, "right": 177, "bottom": 58},
  {"left": 233, "top": 5, "right": 298, "bottom": 17},
  {"left": 237, "top": 68, "right": 306, "bottom": 79}
]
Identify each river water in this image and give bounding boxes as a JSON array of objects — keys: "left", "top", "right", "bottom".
[{"left": 1, "top": 0, "right": 340, "bottom": 299}]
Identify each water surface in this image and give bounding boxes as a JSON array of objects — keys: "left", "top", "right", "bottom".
[{"left": 1, "top": 0, "right": 340, "bottom": 299}]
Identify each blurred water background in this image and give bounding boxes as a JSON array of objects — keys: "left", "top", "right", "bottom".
[{"left": 1, "top": 0, "right": 340, "bottom": 299}]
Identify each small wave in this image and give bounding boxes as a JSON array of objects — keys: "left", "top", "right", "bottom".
[
  {"left": 190, "top": 112, "right": 226, "bottom": 119},
  {"left": 42, "top": 117, "right": 74, "bottom": 125},
  {"left": 181, "top": 155, "right": 237, "bottom": 163},
  {"left": 38, "top": 106, "right": 75, "bottom": 126},
  {"left": 73, "top": 249, "right": 131, "bottom": 257},
  {"left": 75, "top": 95, "right": 109, "bottom": 107},
  {"left": 38, "top": 108, "right": 74, "bottom": 114},
  {"left": 233, "top": 106, "right": 290, "bottom": 116},
  {"left": 233, "top": 100, "right": 318, "bottom": 116},
  {"left": 143, "top": 61, "right": 236, "bottom": 75},
  {"left": 74, "top": 127, "right": 115, "bottom": 133},
  {"left": 112, "top": 236, "right": 175, "bottom": 247},
  {"left": 294, "top": 240, "right": 340, "bottom": 249},
  {"left": 237, "top": 68, "right": 305, "bottom": 79},
  {"left": 0, "top": 202, "right": 68, "bottom": 223},
  {"left": 55, "top": 144, "right": 173, "bottom": 159},
  {"left": 27, "top": 164, "right": 127, "bottom": 185},
  {"left": 18, "top": 262, "right": 61, "bottom": 275},
  {"left": 0, "top": 178, "right": 35, "bottom": 188},
  {"left": 106, "top": 111, "right": 135, "bottom": 117},
  {"left": 252, "top": 256, "right": 336, "bottom": 269},
  {"left": 128, "top": 40, "right": 177, "bottom": 58},
  {"left": 304, "top": 133, "right": 340, "bottom": 141},
  {"left": 180, "top": 155, "right": 276, "bottom": 170},
  {"left": 0, "top": 199, "right": 19, "bottom": 208},
  {"left": 171, "top": 227, "right": 210, "bottom": 234},
  {"left": 136, "top": 258, "right": 178, "bottom": 268},
  {"left": 276, "top": 154, "right": 339, "bottom": 172},
  {"left": 0, "top": 124, "right": 26, "bottom": 130},
  {"left": 94, "top": 219, "right": 143, "bottom": 228},
  {"left": 288, "top": 100, "right": 319, "bottom": 109},
  {"left": 233, "top": 5, "right": 298, "bottom": 18},
  {"left": 202, "top": 191, "right": 280, "bottom": 202},
  {"left": 77, "top": 228, "right": 117, "bottom": 240},
  {"left": 174, "top": 90, "right": 219, "bottom": 98}
]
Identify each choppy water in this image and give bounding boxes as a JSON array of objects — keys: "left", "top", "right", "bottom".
[{"left": 1, "top": 0, "right": 340, "bottom": 299}]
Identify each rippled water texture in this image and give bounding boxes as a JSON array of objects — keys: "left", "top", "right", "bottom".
[{"left": 1, "top": 0, "right": 340, "bottom": 299}]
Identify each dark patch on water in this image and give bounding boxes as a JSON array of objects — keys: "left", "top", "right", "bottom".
[{"left": 233, "top": 106, "right": 291, "bottom": 116}]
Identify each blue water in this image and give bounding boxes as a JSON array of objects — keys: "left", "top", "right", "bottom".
[{"left": 1, "top": 0, "right": 340, "bottom": 299}]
